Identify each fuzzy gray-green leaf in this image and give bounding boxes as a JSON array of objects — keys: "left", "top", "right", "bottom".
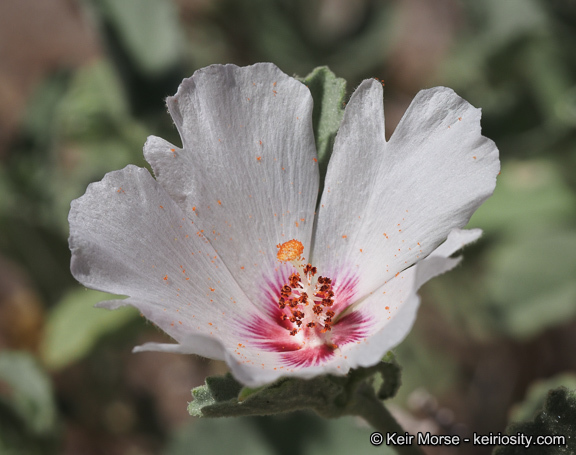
[
  {"left": 299, "top": 66, "right": 346, "bottom": 186},
  {"left": 188, "top": 358, "right": 402, "bottom": 419},
  {"left": 493, "top": 387, "right": 576, "bottom": 455}
]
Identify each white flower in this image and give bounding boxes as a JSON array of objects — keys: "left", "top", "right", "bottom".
[{"left": 69, "top": 63, "right": 499, "bottom": 387}]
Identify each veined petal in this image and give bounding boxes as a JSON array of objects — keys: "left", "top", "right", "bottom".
[
  {"left": 69, "top": 165, "right": 334, "bottom": 386},
  {"left": 144, "top": 63, "right": 319, "bottom": 309},
  {"left": 69, "top": 165, "right": 259, "bottom": 359},
  {"left": 341, "top": 228, "right": 482, "bottom": 369},
  {"left": 313, "top": 80, "right": 499, "bottom": 299}
]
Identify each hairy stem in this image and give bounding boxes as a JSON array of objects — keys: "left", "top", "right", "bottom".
[{"left": 349, "top": 384, "right": 426, "bottom": 455}]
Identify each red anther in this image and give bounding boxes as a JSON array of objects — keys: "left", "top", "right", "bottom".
[
  {"left": 275, "top": 250, "right": 339, "bottom": 335},
  {"left": 289, "top": 273, "right": 301, "bottom": 288}
]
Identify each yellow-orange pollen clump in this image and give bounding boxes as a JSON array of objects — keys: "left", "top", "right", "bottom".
[
  {"left": 276, "top": 240, "right": 336, "bottom": 337},
  {"left": 276, "top": 239, "right": 305, "bottom": 262}
]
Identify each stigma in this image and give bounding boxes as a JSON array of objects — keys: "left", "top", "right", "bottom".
[
  {"left": 276, "top": 240, "right": 336, "bottom": 339},
  {"left": 276, "top": 239, "right": 304, "bottom": 261}
]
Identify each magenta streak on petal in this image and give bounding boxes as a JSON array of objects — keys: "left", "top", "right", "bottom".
[
  {"left": 244, "top": 314, "right": 301, "bottom": 352},
  {"left": 328, "top": 270, "right": 360, "bottom": 314},
  {"left": 280, "top": 343, "right": 337, "bottom": 368},
  {"left": 330, "top": 310, "right": 372, "bottom": 346},
  {"left": 258, "top": 261, "right": 294, "bottom": 319},
  {"left": 280, "top": 311, "right": 373, "bottom": 368},
  {"left": 240, "top": 264, "right": 374, "bottom": 368}
]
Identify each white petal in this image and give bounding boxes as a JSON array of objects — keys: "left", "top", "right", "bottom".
[
  {"left": 144, "top": 63, "right": 319, "bottom": 309},
  {"left": 341, "top": 228, "right": 481, "bottom": 369},
  {"left": 313, "top": 80, "right": 499, "bottom": 298},
  {"left": 133, "top": 332, "right": 227, "bottom": 361},
  {"left": 224, "top": 347, "right": 350, "bottom": 387},
  {"left": 69, "top": 165, "right": 332, "bottom": 386},
  {"left": 69, "top": 165, "right": 258, "bottom": 355}
]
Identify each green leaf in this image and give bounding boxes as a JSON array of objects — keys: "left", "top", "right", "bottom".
[
  {"left": 99, "top": 0, "right": 184, "bottom": 75},
  {"left": 41, "top": 288, "right": 138, "bottom": 370},
  {"left": 298, "top": 66, "right": 347, "bottom": 189},
  {"left": 0, "top": 351, "right": 56, "bottom": 435},
  {"left": 484, "top": 230, "right": 576, "bottom": 339},
  {"left": 188, "top": 357, "right": 401, "bottom": 419},
  {"left": 493, "top": 387, "right": 576, "bottom": 455}
]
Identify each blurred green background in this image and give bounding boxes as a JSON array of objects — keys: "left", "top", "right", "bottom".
[{"left": 1, "top": 0, "right": 576, "bottom": 454}]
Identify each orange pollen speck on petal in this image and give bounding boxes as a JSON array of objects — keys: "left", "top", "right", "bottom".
[{"left": 276, "top": 239, "right": 304, "bottom": 262}]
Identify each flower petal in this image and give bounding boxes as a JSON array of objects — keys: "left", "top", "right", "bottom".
[
  {"left": 133, "top": 333, "right": 226, "bottom": 361},
  {"left": 341, "top": 228, "right": 482, "bottom": 369},
  {"left": 69, "top": 165, "right": 258, "bottom": 358},
  {"left": 313, "top": 80, "right": 499, "bottom": 298},
  {"left": 143, "top": 63, "right": 319, "bottom": 309}
]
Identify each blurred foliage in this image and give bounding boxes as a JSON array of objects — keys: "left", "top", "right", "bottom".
[
  {"left": 1, "top": 0, "right": 576, "bottom": 453},
  {"left": 41, "top": 288, "right": 138, "bottom": 370},
  {"left": 95, "top": 0, "right": 184, "bottom": 76},
  {"left": 168, "top": 413, "right": 395, "bottom": 455},
  {"left": 201, "top": 0, "right": 399, "bottom": 81},
  {"left": 0, "top": 351, "right": 59, "bottom": 454}
]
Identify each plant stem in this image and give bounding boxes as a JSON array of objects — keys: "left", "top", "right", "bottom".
[{"left": 350, "top": 385, "right": 426, "bottom": 455}]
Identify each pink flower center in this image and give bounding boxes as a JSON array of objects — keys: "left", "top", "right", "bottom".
[
  {"left": 275, "top": 239, "right": 338, "bottom": 344},
  {"left": 240, "top": 240, "right": 369, "bottom": 368}
]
